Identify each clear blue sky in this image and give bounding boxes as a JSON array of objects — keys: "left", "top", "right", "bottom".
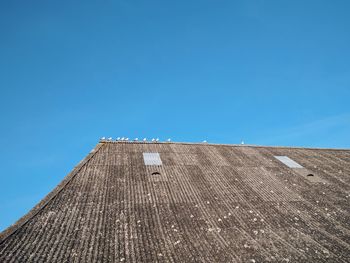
[{"left": 0, "top": 1, "right": 349, "bottom": 231}]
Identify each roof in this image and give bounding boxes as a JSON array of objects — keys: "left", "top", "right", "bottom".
[{"left": 1, "top": 141, "right": 350, "bottom": 262}]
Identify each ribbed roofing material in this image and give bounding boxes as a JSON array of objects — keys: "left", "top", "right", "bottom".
[{"left": 1, "top": 141, "right": 350, "bottom": 262}]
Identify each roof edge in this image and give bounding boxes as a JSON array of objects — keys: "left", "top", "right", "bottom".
[
  {"left": 99, "top": 140, "right": 350, "bottom": 151},
  {"left": 0, "top": 142, "right": 105, "bottom": 244}
]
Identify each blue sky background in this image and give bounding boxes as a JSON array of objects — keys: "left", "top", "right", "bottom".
[{"left": 0, "top": 0, "right": 349, "bottom": 231}]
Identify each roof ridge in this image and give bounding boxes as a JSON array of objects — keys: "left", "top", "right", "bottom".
[
  {"left": 99, "top": 140, "right": 350, "bottom": 151},
  {"left": 0, "top": 143, "right": 105, "bottom": 244}
]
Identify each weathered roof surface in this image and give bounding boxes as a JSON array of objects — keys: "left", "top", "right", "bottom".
[{"left": 1, "top": 141, "right": 350, "bottom": 262}]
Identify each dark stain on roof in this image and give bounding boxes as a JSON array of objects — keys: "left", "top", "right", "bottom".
[{"left": 1, "top": 142, "right": 350, "bottom": 262}]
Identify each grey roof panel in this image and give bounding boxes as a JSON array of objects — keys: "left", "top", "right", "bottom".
[
  {"left": 274, "top": 156, "right": 303, "bottom": 168},
  {"left": 143, "top": 152, "right": 162, "bottom": 165}
]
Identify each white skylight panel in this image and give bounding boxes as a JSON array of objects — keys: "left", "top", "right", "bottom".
[
  {"left": 274, "top": 156, "right": 303, "bottom": 168},
  {"left": 143, "top": 152, "right": 162, "bottom": 165}
]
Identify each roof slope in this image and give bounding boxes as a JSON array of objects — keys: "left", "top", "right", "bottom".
[{"left": 1, "top": 142, "right": 350, "bottom": 262}]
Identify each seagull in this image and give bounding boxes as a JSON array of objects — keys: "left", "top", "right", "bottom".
[
  {"left": 108, "top": 137, "right": 112, "bottom": 141},
  {"left": 116, "top": 137, "right": 120, "bottom": 141},
  {"left": 101, "top": 137, "right": 106, "bottom": 140},
  {"left": 125, "top": 138, "right": 129, "bottom": 141},
  {"left": 156, "top": 138, "right": 159, "bottom": 142},
  {"left": 152, "top": 138, "right": 155, "bottom": 142},
  {"left": 143, "top": 138, "right": 147, "bottom": 141},
  {"left": 134, "top": 138, "right": 139, "bottom": 141},
  {"left": 167, "top": 138, "right": 171, "bottom": 142}
]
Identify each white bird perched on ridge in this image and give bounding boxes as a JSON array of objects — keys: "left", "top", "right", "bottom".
[
  {"left": 152, "top": 138, "right": 155, "bottom": 142},
  {"left": 134, "top": 138, "right": 139, "bottom": 141},
  {"left": 108, "top": 137, "right": 113, "bottom": 141},
  {"left": 156, "top": 138, "right": 159, "bottom": 142},
  {"left": 101, "top": 137, "right": 106, "bottom": 140},
  {"left": 143, "top": 138, "right": 147, "bottom": 141},
  {"left": 116, "top": 137, "right": 120, "bottom": 141}
]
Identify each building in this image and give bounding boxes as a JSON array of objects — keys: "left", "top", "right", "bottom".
[{"left": 1, "top": 140, "right": 350, "bottom": 262}]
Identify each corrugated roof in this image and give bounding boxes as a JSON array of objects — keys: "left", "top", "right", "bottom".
[{"left": 1, "top": 141, "right": 350, "bottom": 262}]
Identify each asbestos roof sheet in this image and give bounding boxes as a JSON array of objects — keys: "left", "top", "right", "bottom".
[{"left": 1, "top": 142, "right": 350, "bottom": 262}]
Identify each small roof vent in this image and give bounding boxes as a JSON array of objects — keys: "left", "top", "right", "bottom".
[
  {"left": 274, "top": 156, "right": 303, "bottom": 168},
  {"left": 143, "top": 153, "right": 162, "bottom": 166}
]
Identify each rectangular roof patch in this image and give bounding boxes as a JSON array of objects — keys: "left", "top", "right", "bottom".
[
  {"left": 274, "top": 156, "right": 303, "bottom": 168},
  {"left": 143, "top": 152, "right": 162, "bottom": 166}
]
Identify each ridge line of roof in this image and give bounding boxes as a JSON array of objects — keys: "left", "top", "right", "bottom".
[
  {"left": 99, "top": 140, "right": 350, "bottom": 151},
  {"left": 0, "top": 142, "right": 105, "bottom": 244}
]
